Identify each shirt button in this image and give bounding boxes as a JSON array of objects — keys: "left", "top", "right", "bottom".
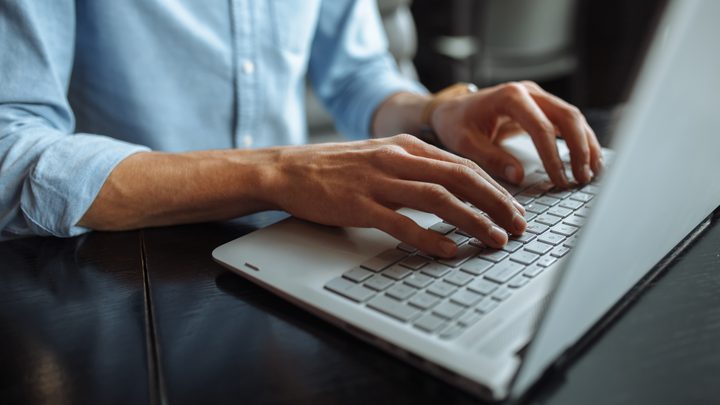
[
  {"left": 241, "top": 134, "right": 254, "bottom": 148},
  {"left": 242, "top": 60, "right": 255, "bottom": 75}
]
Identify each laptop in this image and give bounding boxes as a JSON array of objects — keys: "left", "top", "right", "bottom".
[{"left": 213, "top": 0, "right": 720, "bottom": 401}]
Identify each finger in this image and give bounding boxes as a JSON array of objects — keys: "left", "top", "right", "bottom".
[
  {"left": 584, "top": 121, "right": 604, "bottom": 175},
  {"left": 390, "top": 134, "right": 524, "bottom": 213},
  {"left": 454, "top": 131, "right": 526, "bottom": 185},
  {"left": 375, "top": 180, "right": 512, "bottom": 249},
  {"left": 377, "top": 154, "right": 526, "bottom": 233},
  {"left": 496, "top": 84, "right": 568, "bottom": 187},
  {"left": 369, "top": 205, "right": 459, "bottom": 258},
  {"left": 527, "top": 92, "right": 592, "bottom": 184}
]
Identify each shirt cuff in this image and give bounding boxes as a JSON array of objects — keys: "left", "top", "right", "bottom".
[
  {"left": 20, "top": 133, "right": 150, "bottom": 237},
  {"left": 336, "top": 57, "right": 428, "bottom": 140}
]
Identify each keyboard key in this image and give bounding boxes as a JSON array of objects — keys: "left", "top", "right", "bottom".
[
  {"left": 429, "top": 222, "right": 456, "bottom": 235},
  {"left": 476, "top": 249, "right": 509, "bottom": 263},
  {"left": 408, "top": 292, "right": 440, "bottom": 310},
  {"left": 444, "top": 270, "right": 473, "bottom": 286},
  {"left": 523, "top": 212, "right": 537, "bottom": 222},
  {"left": 433, "top": 301, "right": 465, "bottom": 320},
  {"left": 386, "top": 283, "right": 417, "bottom": 300},
  {"left": 343, "top": 266, "right": 374, "bottom": 283},
  {"left": 547, "top": 206, "right": 573, "bottom": 218},
  {"left": 536, "top": 196, "right": 561, "bottom": 206},
  {"left": 467, "top": 278, "right": 499, "bottom": 295},
  {"left": 421, "top": 263, "right": 452, "bottom": 278},
  {"left": 368, "top": 295, "right": 420, "bottom": 322},
  {"left": 522, "top": 181, "right": 554, "bottom": 197},
  {"left": 537, "top": 256, "right": 557, "bottom": 267},
  {"left": 550, "top": 245, "right": 571, "bottom": 258},
  {"left": 455, "top": 228, "right": 472, "bottom": 237},
  {"left": 450, "top": 289, "right": 484, "bottom": 307},
  {"left": 361, "top": 249, "right": 408, "bottom": 272},
  {"left": 511, "top": 232, "right": 536, "bottom": 243},
  {"left": 460, "top": 258, "right": 494, "bottom": 276},
  {"left": 551, "top": 224, "right": 579, "bottom": 237},
  {"left": 427, "top": 281, "right": 458, "bottom": 298},
  {"left": 475, "top": 298, "right": 499, "bottom": 314},
  {"left": 538, "top": 232, "right": 565, "bottom": 246},
  {"left": 562, "top": 215, "right": 585, "bottom": 227},
  {"left": 525, "top": 222, "right": 549, "bottom": 234},
  {"left": 484, "top": 260, "right": 525, "bottom": 283},
  {"left": 396, "top": 242, "right": 417, "bottom": 253},
  {"left": 445, "top": 232, "right": 469, "bottom": 246},
  {"left": 364, "top": 275, "right": 394, "bottom": 291},
  {"left": 559, "top": 199, "right": 583, "bottom": 210},
  {"left": 546, "top": 189, "right": 572, "bottom": 199},
  {"left": 414, "top": 313, "right": 447, "bottom": 333},
  {"left": 514, "top": 195, "right": 533, "bottom": 206},
  {"left": 525, "top": 202, "right": 550, "bottom": 214},
  {"left": 502, "top": 240, "right": 524, "bottom": 253},
  {"left": 491, "top": 287, "right": 512, "bottom": 301},
  {"left": 468, "top": 238, "right": 484, "bottom": 247},
  {"left": 324, "top": 277, "right": 376, "bottom": 302},
  {"left": 457, "top": 311, "right": 483, "bottom": 327},
  {"left": 382, "top": 264, "right": 413, "bottom": 280},
  {"left": 525, "top": 240, "right": 553, "bottom": 255},
  {"left": 404, "top": 272, "right": 433, "bottom": 289},
  {"left": 570, "top": 192, "right": 593, "bottom": 203},
  {"left": 437, "top": 243, "right": 481, "bottom": 267},
  {"left": 439, "top": 324, "right": 466, "bottom": 340},
  {"left": 563, "top": 235, "right": 579, "bottom": 248},
  {"left": 508, "top": 274, "right": 530, "bottom": 288},
  {"left": 523, "top": 264, "right": 544, "bottom": 278},
  {"left": 575, "top": 206, "right": 592, "bottom": 217},
  {"left": 535, "top": 214, "right": 561, "bottom": 226},
  {"left": 581, "top": 184, "right": 601, "bottom": 194},
  {"left": 509, "top": 250, "right": 539, "bottom": 265},
  {"left": 399, "top": 255, "right": 429, "bottom": 270}
]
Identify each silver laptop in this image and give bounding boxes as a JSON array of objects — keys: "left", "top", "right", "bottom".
[{"left": 213, "top": 1, "right": 720, "bottom": 401}]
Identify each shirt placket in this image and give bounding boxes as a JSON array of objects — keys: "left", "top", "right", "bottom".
[{"left": 232, "top": 0, "right": 257, "bottom": 149}]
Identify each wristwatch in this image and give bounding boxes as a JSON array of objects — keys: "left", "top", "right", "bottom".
[{"left": 417, "top": 82, "right": 478, "bottom": 147}]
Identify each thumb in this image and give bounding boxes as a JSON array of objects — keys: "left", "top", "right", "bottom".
[{"left": 464, "top": 137, "right": 525, "bottom": 184}]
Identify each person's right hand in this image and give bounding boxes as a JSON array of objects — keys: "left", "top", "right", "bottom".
[{"left": 261, "top": 134, "right": 526, "bottom": 258}]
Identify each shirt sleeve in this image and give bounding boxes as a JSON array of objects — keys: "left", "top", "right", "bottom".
[
  {"left": 307, "top": 0, "right": 428, "bottom": 140},
  {"left": 0, "top": 1, "right": 150, "bottom": 239}
]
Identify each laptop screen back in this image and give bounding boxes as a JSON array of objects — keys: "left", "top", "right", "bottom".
[{"left": 512, "top": 0, "right": 720, "bottom": 396}]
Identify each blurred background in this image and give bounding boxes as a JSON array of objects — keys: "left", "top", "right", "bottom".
[{"left": 308, "top": 0, "right": 668, "bottom": 146}]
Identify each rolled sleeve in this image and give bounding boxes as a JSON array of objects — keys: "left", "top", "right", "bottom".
[
  {"left": 308, "top": 0, "right": 428, "bottom": 139},
  {"left": 16, "top": 128, "right": 149, "bottom": 237}
]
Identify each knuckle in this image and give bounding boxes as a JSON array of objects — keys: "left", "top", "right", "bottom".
[
  {"left": 392, "top": 133, "right": 418, "bottom": 146},
  {"left": 374, "top": 144, "right": 406, "bottom": 161},
  {"left": 422, "top": 184, "right": 450, "bottom": 203},
  {"left": 459, "top": 157, "right": 481, "bottom": 172},
  {"left": 520, "top": 80, "right": 540, "bottom": 90},
  {"left": 562, "top": 105, "right": 583, "bottom": 121},
  {"left": 501, "top": 82, "right": 526, "bottom": 99},
  {"left": 452, "top": 164, "right": 476, "bottom": 183}
]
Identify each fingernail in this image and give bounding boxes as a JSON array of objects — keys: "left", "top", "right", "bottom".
[
  {"left": 490, "top": 225, "right": 508, "bottom": 246},
  {"left": 583, "top": 164, "right": 592, "bottom": 182},
  {"left": 439, "top": 240, "right": 457, "bottom": 257},
  {"left": 504, "top": 165, "right": 520, "bottom": 183},
  {"left": 512, "top": 213, "right": 526, "bottom": 234}
]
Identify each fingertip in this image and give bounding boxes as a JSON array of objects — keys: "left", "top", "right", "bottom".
[
  {"left": 437, "top": 239, "right": 457, "bottom": 258},
  {"left": 503, "top": 164, "right": 523, "bottom": 184}
]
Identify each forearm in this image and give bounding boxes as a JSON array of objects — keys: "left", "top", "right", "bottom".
[
  {"left": 371, "top": 92, "right": 431, "bottom": 138},
  {"left": 78, "top": 149, "right": 280, "bottom": 230}
]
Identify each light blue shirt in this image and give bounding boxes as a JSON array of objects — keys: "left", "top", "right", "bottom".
[{"left": 0, "top": 0, "right": 426, "bottom": 239}]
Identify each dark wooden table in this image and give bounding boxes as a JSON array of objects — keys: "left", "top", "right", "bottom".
[{"left": 2, "top": 208, "right": 719, "bottom": 405}]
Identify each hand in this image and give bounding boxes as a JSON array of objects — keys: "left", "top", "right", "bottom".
[
  {"left": 431, "top": 81, "right": 603, "bottom": 187},
  {"left": 263, "top": 134, "right": 527, "bottom": 257}
]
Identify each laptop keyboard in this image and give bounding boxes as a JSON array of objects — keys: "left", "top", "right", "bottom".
[{"left": 324, "top": 167, "right": 599, "bottom": 340}]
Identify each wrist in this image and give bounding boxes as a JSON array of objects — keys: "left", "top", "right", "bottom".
[{"left": 420, "top": 82, "right": 478, "bottom": 132}]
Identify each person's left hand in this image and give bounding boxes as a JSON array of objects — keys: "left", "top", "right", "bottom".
[{"left": 430, "top": 81, "right": 603, "bottom": 187}]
